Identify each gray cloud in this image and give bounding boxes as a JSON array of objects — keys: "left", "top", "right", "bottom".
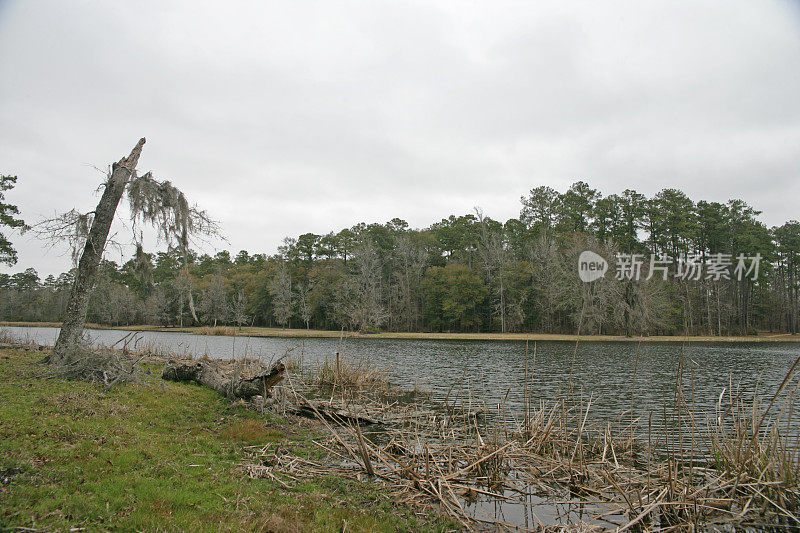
[{"left": 1, "top": 0, "right": 799, "bottom": 276}]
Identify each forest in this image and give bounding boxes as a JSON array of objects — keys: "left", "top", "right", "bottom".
[{"left": 2, "top": 181, "right": 799, "bottom": 336}]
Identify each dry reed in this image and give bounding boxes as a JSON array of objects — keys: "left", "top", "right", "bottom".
[
  {"left": 248, "top": 348, "right": 800, "bottom": 531},
  {"left": 195, "top": 326, "right": 237, "bottom": 336}
]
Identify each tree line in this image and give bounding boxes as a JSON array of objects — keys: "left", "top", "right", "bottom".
[{"left": 2, "top": 181, "right": 799, "bottom": 336}]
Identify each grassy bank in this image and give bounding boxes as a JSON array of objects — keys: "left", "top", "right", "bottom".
[
  {"left": 3, "top": 337, "right": 798, "bottom": 530},
  {"left": 0, "top": 348, "right": 451, "bottom": 532},
  {"left": 3, "top": 320, "right": 799, "bottom": 343}
]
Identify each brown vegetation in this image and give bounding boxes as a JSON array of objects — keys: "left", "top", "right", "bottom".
[
  {"left": 195, "top": 325, "right": 236, "bottom": 336},
  {"left": 246, "top": 350, "right": 800, "bottom": 530}
]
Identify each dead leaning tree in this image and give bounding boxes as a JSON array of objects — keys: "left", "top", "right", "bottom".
[
  {"left": 32, "top": 139, "right": 287, "bottom": 399},
  {"left": 35, "top": 138, "right": 219, "bottom": 368}
]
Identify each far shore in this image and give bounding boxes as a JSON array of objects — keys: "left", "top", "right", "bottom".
[{"left": 3, "top": 320, "right": 799, "bottom": 343}]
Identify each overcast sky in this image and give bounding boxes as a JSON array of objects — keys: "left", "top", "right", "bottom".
[{"left": 1, "top": 0, "right": 799, "bottom": 277}]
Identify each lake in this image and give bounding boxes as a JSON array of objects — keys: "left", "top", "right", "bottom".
[{"left": 5, "top": 325, "right": 800, "bottom": 438}]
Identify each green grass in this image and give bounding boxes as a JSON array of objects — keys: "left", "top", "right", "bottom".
[{"left": 0, "top": 349, "right": 452, "bottom": 532}]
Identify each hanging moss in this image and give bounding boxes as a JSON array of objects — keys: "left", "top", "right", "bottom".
[{"left": 127, "top": 172, "right": 217, "bottom": 249}]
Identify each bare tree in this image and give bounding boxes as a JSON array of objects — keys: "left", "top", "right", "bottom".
[
  {"left": 229, "top": 291, "right": 250, "bottom": 331},
  {"left": 142, "top": 286, "right": 169, "bottom": 326},
  {"left": 295, "top": 282, "right": 312, "bottom": 329},
  {"left": 269, "top": 262, "right": 293, "bottom": 328},
  {"left": 34, "top": 139, "right": 219, "bottom": 365},
  {"left": 528, "top": 236, "right": 568, "bottom": 333},
  {"left": 199, "top": 274, "right": 229, "bottom": 326},
  {"left": 392, "top": 234, "right": 426, "bottom": 331},
  {"left": 476, "top": 208, "right": 509, "bottom": 333},
  {"left": 346, "top": 242, "right": 386, "bottom": 332},
  {"left": 564, "top": 237, "right": 618, "bottom": 335},
  {"left": 622, "top": 275, "right": 672, "bottom": 336},
  {"left": 172, "top": 270, "right": 194, "bottom": 327}
]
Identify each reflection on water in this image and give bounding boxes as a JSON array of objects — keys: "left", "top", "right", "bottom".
[
  {"left": 6, "top": 326, "right": 800, "bottom": 431},
  {"left": 465, "top": 491, "right": 628, "bottom": 530}
]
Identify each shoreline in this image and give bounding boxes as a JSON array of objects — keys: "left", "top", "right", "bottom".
[
  {"left": 0, "top": 346, "right": 451, "bottom": 531},
  {"left": 3, "top": 320, "right": 799, "bottom": 343},
  {"left": 3, "top": 342, "right": 797, "bottom": 530}
]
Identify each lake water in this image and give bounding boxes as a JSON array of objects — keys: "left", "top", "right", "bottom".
[{"left": 5, "top": 326, "right": 800, "bottom": 437}]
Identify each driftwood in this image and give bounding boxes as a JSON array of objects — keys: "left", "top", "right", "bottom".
[
  {"left": 162, "top": 358, "right": 285, "bottom": 400},
  {"left": 289, "top": 399, "right": 383, "bottom": 426}
]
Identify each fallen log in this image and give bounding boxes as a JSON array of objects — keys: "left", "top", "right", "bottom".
[
  {"left": 289, "top": 399, "right": 383, "bottom": 426},
  {"left": 162, "top": 358, "right": 285, "bottom": 400}
]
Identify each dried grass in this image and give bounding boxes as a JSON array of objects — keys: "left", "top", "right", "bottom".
[
  {"left": 309, "top": 353, "right": 392, "bottom": 395},
  {"left": 0, "top": 328, "right": 36, "bottom": 348},
  {"left": 50, "top": 341, "right": 144, "bottom": 387},
  {"left": 195, "top": 326, "right": 236, "bottom": 336},
  {"left": 249, "top": 349, "right": 800, "bottom": 531}
]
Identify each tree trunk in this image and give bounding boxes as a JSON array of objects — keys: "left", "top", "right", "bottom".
[
  {"left": 180, "top": 230, "right": 199, "bottom": 324},
  {"left": 162, "top": 359, "right": 285, "bottom": 400},
  {"left": 52, "top": 138, "right": 146, "bottom": 363},
  {"left": 185, "top": 277, "right": 199, "bottom": 324},
  {"left": 623, "top": 280, "right": 633, "bottom": 337}
]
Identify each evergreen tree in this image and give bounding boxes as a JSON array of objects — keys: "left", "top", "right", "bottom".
[{"left": 0, "top": 175, "right": 26, "bottom": 265}]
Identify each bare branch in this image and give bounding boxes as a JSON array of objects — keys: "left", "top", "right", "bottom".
[{"left": 29, "top": 209, "right": 94, "bottom": 264}]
